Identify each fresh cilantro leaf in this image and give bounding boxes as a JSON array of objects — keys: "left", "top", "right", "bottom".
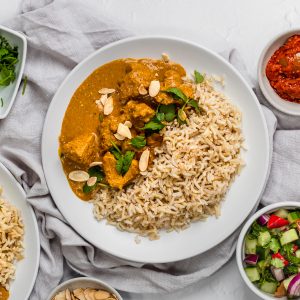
[
  {"left": 83, "top": 183, "right": 97, "bottom": 194},
  {"left": 165, "top": 87, "right": 188, "bottom": 102},
  {"left": 159, "top": 104, "right": 176, "bottom": 122},
  {"left": 249, "top": 221, "right": 268, "bottom": 238},
  {"left": 194, "top": 70, "right": 204, "bottom": 84},
  {"left": 156, "top": 112, "right": 165, "bottom": 122},
  {"left": 284, "top": 265, "right": 298, "bottom": 276},
  {"left": 115, "top": 157, "right": 123, "bottom": 175},
  {"left": 22, "top": 76, "right": 28, "bottom": 95},
  {"left": 142, "top": 116, "right": 165, "bottom": 131},
  {"left": 187, "top": 99, "right": 201, "bottom": 113},
  {"left": 122, "top": 151, "right": 135, "bottom": 175},
  {"left": 88, "top": 166, "right": 104, "bottom": 182},
  {"left": 99, "top": 114, "right": 104, "bottom": 122},
  {"left": 131, "top": 135, "right": 146, "bottom": 149},
  {"left": 0, "top": 35, "right": 18, "bottom": 87}
]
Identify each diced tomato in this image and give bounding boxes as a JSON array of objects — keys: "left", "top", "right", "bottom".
[
  {"left": 267, "top": 215, "right": 289, "bottom": 229},
  {"left": 293, "top": 245, "right": 299, "bottom": 252},
  {"left": 272, "top": 253, "right": 289, "bottom": 266}
]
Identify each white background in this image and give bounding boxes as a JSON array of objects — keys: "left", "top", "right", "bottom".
[{"left": 1, "top": 0, "right": 300, "bottom": 299}]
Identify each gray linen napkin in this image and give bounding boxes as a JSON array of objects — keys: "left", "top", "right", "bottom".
[{"left": 0, "top": 0, "right": 280, "bottom": 299}]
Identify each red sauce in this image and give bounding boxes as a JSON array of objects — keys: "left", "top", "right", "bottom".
[{"left": 266, "top": 34, "right": 300, "bottom": 103}]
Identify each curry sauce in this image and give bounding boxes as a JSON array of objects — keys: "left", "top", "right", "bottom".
[
  {"left": 0, "top": 286, "right": 9, "bottom": 300},
  {"left": 59, "top": 58, "right": 195, "bottom": 200}
]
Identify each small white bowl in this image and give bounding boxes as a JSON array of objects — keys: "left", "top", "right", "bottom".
[
  {"left": 46, "top": 277, "right": 123, "bottom": 300},
  {"left": 236, "top": 201, "right": 300, "bottom": 300},
  {"left": 258, "top": 29, "right": 300, "bottom": 116},
  {"left": 0, "top": 25, "right": 27, "bottom": 119}
]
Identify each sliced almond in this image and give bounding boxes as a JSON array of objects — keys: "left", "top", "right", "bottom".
[
  {"left": 87, "top": 176, "right": 97, "bottom": 187},
  {"left": 124, "top": 120, "right": 132, "bottom": 128},
  {"left": 98, "top": 88, "right": 115, "bottom": 95},
  {"left": 94, "top": 290, "right": 111, "bottom": 300},
  {"left": 138, "top": 84, "right": 147, "bottom": 95},
  {"left": 65, "top": 289, "right": 72, "bottom": 300},
  {"left": 68, "top": 170, "right": 89, "bottom": 182},
  {"left": 161, "top": 52, "right": 170, "bottom": 62},
  {"left": 54, "top": 291, "right": 66, "bottom": 300},
  {"left": 84, "top": 289, "right": 97, "bottom": 300},
  {"left": 114, "top": 133, "right": 126, "bottom": 141},
  {"left": 149, "top": 80, "right": 160, "bottom": 97},
  {"left": 104, "top": 96, "right": 114, "bottom": 115},
  {"left": 117, "top": 123, "right": 132, "bottom": 139},
  {"left": 139, "top": 148, "right": 150, "bottom": 172},
  {"left": 100, "top": 94, "right": 108, "bottom": 106},
  {"left": 89, "top": 161, "right": 103, "bottom": 167},
  {"left": 73, "top": 289, "right": 86, "bottom": 300}
]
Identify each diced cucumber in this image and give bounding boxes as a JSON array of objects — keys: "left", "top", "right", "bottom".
[
  {"left": 258, "top": 257, "right": 271, "bottom": 271},
  {"left": 274, "top": 209, "right": 289, "bottom": 219},
  {"left": 260, "top": 281, "right": 278, "bottom": 294},
  {"left": 258, "top": 231, "right": 271, "bottom": 247},
  {"left": 296, "top": 249, "right": 300, "bottom": 258},
  {"left": 280, "top": 229, "right": 298, "bottom": 246},
  {"left": 269, "top": 238, "right": 280, "bottom": 253},
  {"left": 283, "top": 274, "right": 296, "bottom": 290},
  {"left": 245, "top": 267, "right": 260, "bottom": 282},
  {"left": 288, "top": 211, "right": 300, "bottom": 223},
  {"left": 257, "top": 246, "right": 270, "bottom": 260},
  {"left": 245, "top": 237, "right": 257, "bottom": 254}
]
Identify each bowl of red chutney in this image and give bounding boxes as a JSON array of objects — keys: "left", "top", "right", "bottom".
[{"left": 258, "top": 29, "right": 300, "bottom": 116}]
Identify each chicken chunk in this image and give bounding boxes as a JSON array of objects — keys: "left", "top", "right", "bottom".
[
  {"left": 124, "top": 100, "right": 155, "bottom": 123},
  {"left": 119, "top": 61, "right": 154, "bottom": 99},
  {"left": 102, "top": 152, "right": 139, "bottom": 189},
  {"left": 62, "top": 133, "right": 98, "bottom": 166}
]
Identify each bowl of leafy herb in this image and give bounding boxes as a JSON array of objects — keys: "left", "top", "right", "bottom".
[{"left": 0, "top": 25, "right": 27, "bottom": 119}]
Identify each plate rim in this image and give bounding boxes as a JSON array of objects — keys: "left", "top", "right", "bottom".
[
  {"left": 42, "top": 35, "right": 270, "bottom": 263},
  {"left": 0, "top": 161, "right": 40, "bottom": 299}
]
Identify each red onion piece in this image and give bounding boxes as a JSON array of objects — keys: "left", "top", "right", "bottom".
[
  {"left": 271, "top": 266, "right": 285, "bottom": 282},
  {"left": 257, "top": 214, "right": 270, "bottom": 226},
  {"left": 288, "top": 273, "right": 300, "bottom": 297},
  {"left": 244, "top": 254, "right": 259, "bottom": 266}
]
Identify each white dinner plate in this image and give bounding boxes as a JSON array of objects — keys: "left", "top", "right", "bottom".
[
  {"left": 0, "top": 162, "right": 40, "bottom": 299},
  {"left": 42, "top": 36, "right": 270, "bottom": 263}
]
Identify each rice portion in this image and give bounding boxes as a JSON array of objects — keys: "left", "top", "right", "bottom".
[
  {"left": 93, "top": 79, "right": 244, "bottom": 240},
  {"left": 0, "top": 187, "right": 24, "bottom": 289}
]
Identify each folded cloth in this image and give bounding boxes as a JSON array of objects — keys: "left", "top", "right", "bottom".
[{"left": 0, "top": 0, "right": 282, "bottom": 299}]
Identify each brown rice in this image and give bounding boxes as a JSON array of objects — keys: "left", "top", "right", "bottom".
[{"left": 0, "top": 187, "right": 24, "bottom": 289}]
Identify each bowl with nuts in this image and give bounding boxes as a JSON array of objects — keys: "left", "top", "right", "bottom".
[{"left": 47, "top": 277, "right": 122, "bottom": 300}]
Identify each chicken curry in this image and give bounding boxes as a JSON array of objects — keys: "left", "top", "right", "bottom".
[
  {"left": 0, "top": 286, "right": 9, "bottom": 300},
  {"left": 59, "top": 57, "right": 199, "bottom": 200}
]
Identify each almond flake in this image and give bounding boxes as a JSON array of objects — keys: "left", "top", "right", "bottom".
[
  {"left": 89, "top": 161, "right": 103, "bottom": 167},
  {"left": 138, "top": 85, "right": 148, "bottom": 95},
  {"left": 114, "top": 132, "right": 126, "bottom": 141},
  {"left": 124, "top": 120, "right": 132, "bottom": 128},
  {"left": 117, "top": 123, "right": 132, "bottom": 139},
  {"left": 103, "top": 96, "right": 114, "bottom": 115},
  {"left": 149, "top": 80, "right": 160, "bottom": 97},
  {"left": 87, "top": 176, "right": 97, "bottom": 187},
  {"left": 98, "top": 88, "right": 115, "bottom": 94},
  {"left": 65, "top": 289, "right": 72, "bottom": 300},
  {"left": 68, "top": 170, "right": 89, "bottom": 182},
  {"left": 161, "top": 52, "right": 170, "bottom": 62},
  {"left": 100, "top": 94, "right": 108, "bottom": 106},
  {"left": 139, "top": 148, "right": 150, "bottom": 172}
]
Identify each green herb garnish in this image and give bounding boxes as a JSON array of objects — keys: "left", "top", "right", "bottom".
[
  {"left": 131, "top": 135, "right": 147, "bottom": 149},
  {"left": 99, "top": 114, "right": 104, "bottom": 122},
  {"left": 0, "top": 97, "right": 3, "bottom": 107},
  {"left": 194, "top": 70, "right": 204, "bottom": 84},
  {"left": 82, "top": 165, "right": 105, "bottom": 194},
  {"left": 165, "top": 87, "right": 188, "bottom": 102},
  {"left": 22, "top": 76, "right": 28, "bottom": 95},
  {"left": 158, "top": 104, "right": 176, "bottom": 122},
  {"left": 187, "top": 99, "right": 201, "bottom": 112},
  {"left": 110, "top": 141, "right": 135, "bottom": 176},
  {"left": 141, "top": 116, "right": 165, "bottom": 131},
  {"left": 0, "top": 35, "right": 18, "bottom": 86}
]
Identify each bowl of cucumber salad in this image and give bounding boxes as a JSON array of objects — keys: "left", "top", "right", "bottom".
[{"left": 236, "top": 202, "right": 300, "bottom": 299}]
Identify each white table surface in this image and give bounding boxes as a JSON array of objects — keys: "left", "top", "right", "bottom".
[{"left": 1, "top": 0, "right": 300, "bottom": 299}]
